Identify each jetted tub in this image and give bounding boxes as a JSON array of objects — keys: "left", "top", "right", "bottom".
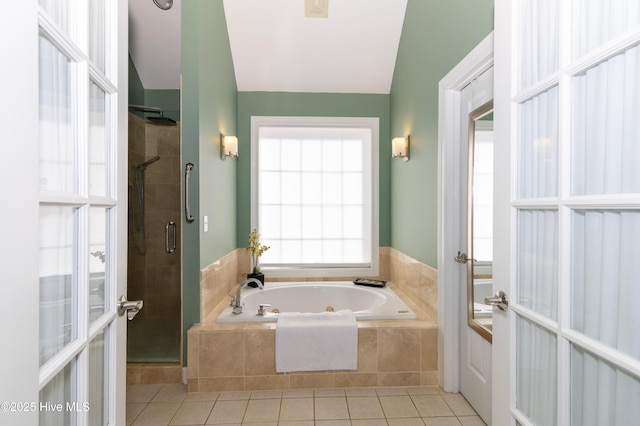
[{"left": 216, "top": 281, "right": 417, "bottom": 323}]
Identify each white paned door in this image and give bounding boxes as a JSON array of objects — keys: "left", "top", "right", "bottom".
[
  {"left": 0, "top": 1, "right": 128, "bottom": 425},
  {"left": 494, "top": 0, "right": 640, "bottom": 424}
]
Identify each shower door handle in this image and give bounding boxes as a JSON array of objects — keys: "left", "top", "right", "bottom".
[
  {"left": 165, "top": 221, "right": 176, "bottom": 253},
  {"left": 185, "top": 162, "right": 195, "bottom": 223}
]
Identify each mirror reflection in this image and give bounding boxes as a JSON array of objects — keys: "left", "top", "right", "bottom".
[{"left": 468, "top": 101, "right": 493, "bottom": 341}]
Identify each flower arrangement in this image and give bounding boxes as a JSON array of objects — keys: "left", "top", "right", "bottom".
[{"left": 246, "top": 229, "right": 270, "bottom": 274}]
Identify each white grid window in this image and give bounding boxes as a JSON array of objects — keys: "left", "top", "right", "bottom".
[{"left": 251, "top": 116, "right": 379, "bottom": 278}]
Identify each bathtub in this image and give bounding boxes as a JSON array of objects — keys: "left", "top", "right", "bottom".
[{"left": 216, "top": 281, "right": 417, "bottom": 323}]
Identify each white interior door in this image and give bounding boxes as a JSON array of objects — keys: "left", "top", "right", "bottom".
[
  {"left": 458, "top": 67, "right": 494, "bottom": 425},
  {"left": 493, "top": 0, "right": 640, "bottom": 424},
  {"left": 0, "top": 1, "right": 128, "bottom": 425}
]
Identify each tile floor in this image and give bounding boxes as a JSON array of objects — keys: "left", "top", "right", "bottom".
[{"left": 127, "top": 384, "right": 487, "bottom": 426}]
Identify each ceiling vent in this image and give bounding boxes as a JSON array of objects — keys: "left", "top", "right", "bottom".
[{"left": 305, "top": 0, "right": 329, "bottom": 18}]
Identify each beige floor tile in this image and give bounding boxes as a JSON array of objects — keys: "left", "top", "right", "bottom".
[
  {"left": 282, "top": 389, "right": 314, "bottom": 398},
  {"left": 206, "top": 400, "right": 248, "bottom": 424},
  {"left": 458, "top": 415, "right": 486, "bottom": 425},
  {"left": 441, "top": 394, "right": 476, "bottom": 416},
  {"left": 411, "top": 395, "right": 454, "bottom": 418},
  {"left": 345, "top": 387, "right": 378, "bottom": 397},
  {"left": 377, "top": 387, "right": 409, "bottom": 396},
  {"left": 423, "top": 417, "right": 462, "bottom": 426},
  {"left": 314, "top": 421, "right": 351, "bottom": 426},
  {"left": 314, "top": 397, "right": 349, "bottom": 420},
  {"left": 351, "top": 420, "right": 388, "bottom": 426},
  {"left": 152, "top": 384, "right": 188, "bottom": 403},
  {"left": 170, "top": 401, "right": 215, "bottom": 425},
  {"left": 380, "top": 395, "right": 420, "bottom": 418},
  {"left": 279, "top": 398, "right": 314, "bottom": 421},
  {"left": 314, "top": 388, "right": 345, "bottom": 397},
  {"left": 277, "top": 421, "right": 313, "bottom": 426},
  {"left": 184, "top": 392, "right": 220, "bottom": 402},
  {"left": 347, "top": 396, "right": 385, "bottom": 419},
  {"left": 132, "top": 402, "right": 180, "bottom": 426},
  {"left": 407, "top": 386, "right": 442, "bottom": 395},
  {"left": 388, "top": 418, "right": 427, "bottom": 426},
  {"left": 126, "top": 403, "right": 147, "bottom": 426},
  {"left": 243, "top": 399, "right": 282, "bottom": 422},
  {"left": 251, "top": 390, "right": 283, "bottom": 399},
  {"left": 127, "top": 384, "right": 162, "bottom": 403},
  {"left": 218, "top": 391, "right": 251, "bottom": 400},
  {"left": 240, "top": 422, "right": 277, "bottom": 426}
]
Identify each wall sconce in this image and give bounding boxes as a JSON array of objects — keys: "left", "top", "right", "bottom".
[
  {"left": 220, "top": 134, "right": 238, "bottom": 160},
  {"left": 392, "top": 136, "right": 410, "bottom": 162}
]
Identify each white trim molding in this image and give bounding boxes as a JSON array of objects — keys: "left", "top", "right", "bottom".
[{"left": 437, "top": 32, "right": 494, "bottom": 392}]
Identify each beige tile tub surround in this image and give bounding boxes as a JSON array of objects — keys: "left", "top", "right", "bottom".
[{"left": 189, "top": 246, "right": 439, "bottom": 392}]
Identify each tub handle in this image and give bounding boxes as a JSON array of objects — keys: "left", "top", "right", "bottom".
[
  {"left": 184, "top": 162, "right": 195, "bottom": 223},
  {"left": 257, "top": 303, "right": 271, "bottom": 316}
]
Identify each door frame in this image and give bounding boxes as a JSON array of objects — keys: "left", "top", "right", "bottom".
[{"left": 437, "top": 32, "right": 494, "bottom": 392}]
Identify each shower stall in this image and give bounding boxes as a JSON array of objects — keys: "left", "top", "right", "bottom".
[{"left": 127, "top": 109, "right": 182, "bottom": 363}]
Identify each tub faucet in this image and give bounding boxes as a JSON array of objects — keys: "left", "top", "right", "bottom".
[{"left": 232, "top": 277, "right": 263, "bottom": 314}]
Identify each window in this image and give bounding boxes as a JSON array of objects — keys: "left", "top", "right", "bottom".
[{"left": 251, "top": 116, "right": 379, "bottom": 278}]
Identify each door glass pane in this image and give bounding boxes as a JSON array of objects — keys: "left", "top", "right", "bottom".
[
  {"left": 517, "top": 210, "right": 558, "bottom": 320},
  {"left": 572, "top": 0, "right": 640, "bottom": 59},
  {"left": 39, "top": 34, "right": 76, "bottom": 194},
  {"left": 39, "top": 0, "right": 71, "bottom": 37},
  {"left": 571, "top": 210, "right": 640, "bottom": 359},
  {"left": 518, "top": 0, "right": 559, "bottom": 89},
  {"left": 88, "top": 329, "right": 108, "bottom": 425},
  {"left": 89, "top": 0, "right": 106, "bottom": 73},
  {"left": 39, "top": 359, "right": 76, "bottom": 426},
  {"left": 517, "top": 316, "right": 557, "bottom": 425},
  {"left": 89, "top": 208, "right": 107, "bottom": 323},
  {"left": 518, "top": 86, "right": 559, "bottom": 199},
  {"left": 571, "top": 44, "right": 640, "bottom": 196},
  {"left": 89, "top": 81, "right": 107, "bottom": 197},
  {"left": 39, "top": 206, "right": 77, "bottom": 366},
  {"left": 571, "top": 345, "right": 640, "bottom": 425}
]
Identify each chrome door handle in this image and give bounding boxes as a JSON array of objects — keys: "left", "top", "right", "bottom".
[
  {"left": 165, "top": 221, "right": 176, "bottom": 253},
  {"left": 454, "top": 251, "right": 477, "bottom": 264},
  {"left": 185, "top": 162, "right": 195, "bottom": 223},
  {"left": 118, "top": 295, "right": 143, "bottom": 320},
  {"left": 484, "top": 291, "right": 509, "bottom": 311}
]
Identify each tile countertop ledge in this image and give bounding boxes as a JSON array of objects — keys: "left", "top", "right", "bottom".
[{"left": 195, "top": 281, "right": 437, "bottom": 332}]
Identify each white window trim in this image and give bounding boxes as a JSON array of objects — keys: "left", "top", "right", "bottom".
[{"left": 251, "top": 115, "right": 379, "bottom": 278}]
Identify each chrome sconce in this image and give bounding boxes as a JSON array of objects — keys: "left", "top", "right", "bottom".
[
  {"left": 220, "top": 134, "right": 238, "bottom": 160},
  {"left": 392, "top": 135, "right": 410, "bottom": 162}
]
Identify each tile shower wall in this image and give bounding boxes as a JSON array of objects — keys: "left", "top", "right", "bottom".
[
  {"left": 127, "top": 113, "right": 182, "bottom": 363},
  {"left": 189, "top": 247, "right": 439, "bottom": 391}
]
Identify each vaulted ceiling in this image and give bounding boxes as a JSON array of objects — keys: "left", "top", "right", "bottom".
[{"left": 128, "top": 0, "right": 408, "bottom": 93}]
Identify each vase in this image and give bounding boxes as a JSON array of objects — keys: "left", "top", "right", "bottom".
[{"left": 247, "top": 272, "right": 264, "bottom": 287}]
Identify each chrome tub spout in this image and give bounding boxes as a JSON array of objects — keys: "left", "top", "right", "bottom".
[{"left": 232, "top": 278, "right": 263, "bottom": 314}]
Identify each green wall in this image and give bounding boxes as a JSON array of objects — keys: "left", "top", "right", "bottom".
[
  {"left": 236, "top": 92, "right": 391, "bottom": 248},
  {"left": 128, "top": 55, "right": 180, "bottom": 121},
  {"left": 181, "top": 0, "right": 238, "bottom": 363},
  {"left": 390, "top": 0, "right": 494, "bottom": 267}
]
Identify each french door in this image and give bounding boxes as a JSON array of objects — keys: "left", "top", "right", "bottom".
[
  {"left": 494, "top": 0, "right": 640, "bottom": 424},
  {"left": 0, "top": 1, "right": 128, "bottom": 425}
]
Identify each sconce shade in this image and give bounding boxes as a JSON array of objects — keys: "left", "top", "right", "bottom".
[
  {"left": 392, "top": 136, "right": 410, "bottom": 161},
  {"left": 221, "top": 134, "right": 238, "bottom": 160}
]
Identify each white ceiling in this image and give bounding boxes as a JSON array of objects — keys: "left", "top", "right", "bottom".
[
  {"left": 128, "top": 0, "right": 408, "bottom": 94},
  {"left": 129, "top": 0, "right": 182, "bottom": 90}
]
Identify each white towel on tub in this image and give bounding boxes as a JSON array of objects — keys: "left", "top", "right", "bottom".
[{"left": 275, "top": 309, "right": 357, "bottom": 373}]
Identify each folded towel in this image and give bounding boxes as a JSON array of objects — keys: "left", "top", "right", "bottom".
[{"left": 275, "top": 310, "right": 357, "bottom": 373}]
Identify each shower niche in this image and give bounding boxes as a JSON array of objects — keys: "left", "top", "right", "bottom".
[{"left": 127, "top": 111, "right": 182, "bottom": 363}]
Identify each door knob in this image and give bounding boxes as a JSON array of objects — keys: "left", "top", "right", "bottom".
[
  {"left": 484, "top": 291, "right": 509, "bottom": 311},
  {"left": 454, "top": 251, "right": 477, "bottom": 264},
  {"left": 118, "top": 295, "right": 144, "bottom": 320}
]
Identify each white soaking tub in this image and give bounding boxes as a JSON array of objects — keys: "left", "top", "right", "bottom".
[{"left": 216, "top": 281, "right": 417, "bottom": 323}]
